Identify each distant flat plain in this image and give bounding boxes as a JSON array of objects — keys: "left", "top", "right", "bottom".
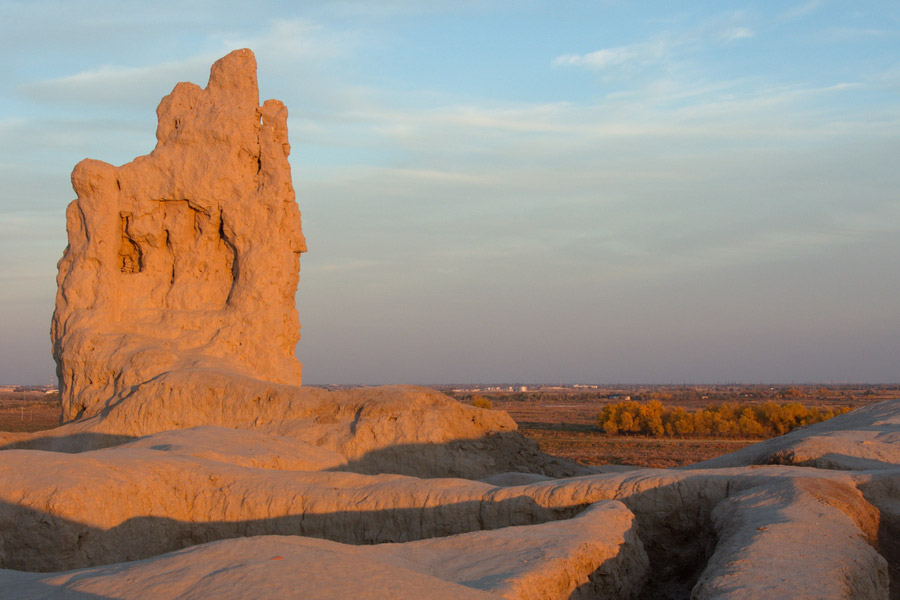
[
  {"left": 0, "top": 390, "right": 60, "bottom": 432},
  {"left": 444, "top": 384, "right": 900, "bottom": 468},
  {"left": 3, "top": 384, "right": 897, "bottom": 468}
]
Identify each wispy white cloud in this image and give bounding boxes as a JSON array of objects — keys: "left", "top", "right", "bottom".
[
  {"left": 782, "top": 0, "right": 824, "bottom": 21},
  {"left": 289, "top": 54, "right": 900, "bottom": 310},
  {"left": 18, "top": 17, "right": 357, "bottom": 110},
  {"left": 307, "top": 0, "right": 506, "bottom": 19},
  {"left": 19, "top": 55, "right": 217, "bottom": 108},
  {"left": 720, "top": 26, "right": 754, "bottom": 42},
  {"left": 336, "top": 71, "right": 890, "bottom": 155},
  {"left": 553, "top": 39, "right": 673, "bottom": 71},
  {"left": 221, "top": 17, "right": 358, "bottom": 61},
  {"left": 554, "top": 13, "right": 757, "bottom": 74},
  {"left": 554, "top": 46, "right": 638, "bottom": 70},
  {"left": 820, "top": 27, "right": 900, "bottom": 40}
]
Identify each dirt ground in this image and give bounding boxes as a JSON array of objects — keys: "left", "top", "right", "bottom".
[
  {"left": 487, "top": 386, "right": 895, "bottom": 468},
  {"left": 0, "top": 392, "right": 60, "bottom": 432},
  {"left": 517, "top": 428, "right": 756, "bottom": 468}
]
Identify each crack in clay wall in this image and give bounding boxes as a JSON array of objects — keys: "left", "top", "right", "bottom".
[{"left": 118, "top": 213, "right": 142, "bottom": 274}]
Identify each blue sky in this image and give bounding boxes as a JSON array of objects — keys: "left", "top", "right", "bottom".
[{"left": 1, "top": 1, "right": 898, "bottom": 384}]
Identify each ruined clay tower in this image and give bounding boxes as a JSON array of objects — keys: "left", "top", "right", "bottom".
[{"left": 51, "top": 49, "right": 306, "bottom": 421}]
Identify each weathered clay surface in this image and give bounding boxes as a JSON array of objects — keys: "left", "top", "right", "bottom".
[
  {"left": 0, "top": 537, "right": 502, "bottom": 600},
  {"left": 0, "top": 426, "right": 897, "bottom": 598},
  {"left": 0, "top": 437, "right": 585, "bottom": 572},
  {"left": 119, "top": 425, "right": 349, "bottom": 471},
  {"left": 0, "top": 501, "right": 647, "bottom": 600},
  {"left": 693, "top": 478, "right": 889, "bottom": 600},
  {"left": 0, "top": 370, "right": 590, "bottom": 479},
  {"left": 51, "top": 48, "right": 306, "bottom": 421}
]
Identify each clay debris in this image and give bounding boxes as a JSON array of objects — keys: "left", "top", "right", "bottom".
[{"left": 51, "top": 48, "right": 306, "bottom": 421}]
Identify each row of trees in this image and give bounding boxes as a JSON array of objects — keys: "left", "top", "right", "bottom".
[{"left": 597, "top": 400, "right": 853, "bottom": 438}]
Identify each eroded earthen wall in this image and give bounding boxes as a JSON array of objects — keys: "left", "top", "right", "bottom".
[{"left": 51, "top": 49, "right": 306, "bottom": 421}]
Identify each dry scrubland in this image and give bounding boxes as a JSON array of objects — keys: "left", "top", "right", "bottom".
[
  {"left": 0, "top": 390, "right": 60, "bottom": 432},
  {"left": 448, "top": 384, "right": 899, "bottom": 468},
  {"left": 7, "top": 385, "right": 895, "bottom": 468}
]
